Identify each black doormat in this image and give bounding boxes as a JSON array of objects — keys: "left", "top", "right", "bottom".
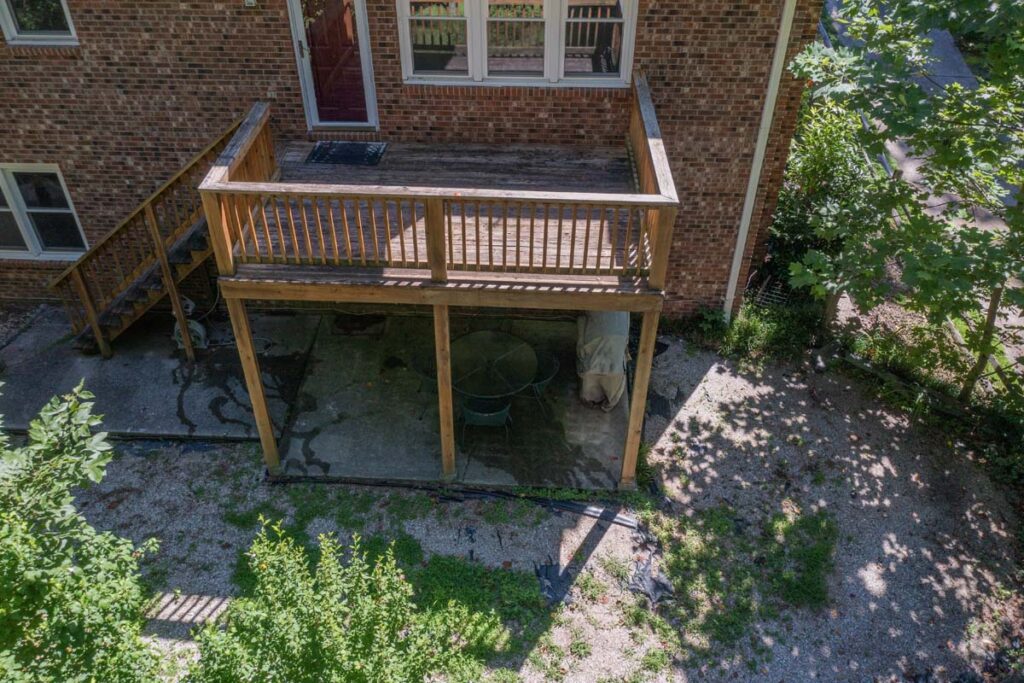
[{"left": 305, "top": 141, "right": 388, "bottom": 166}]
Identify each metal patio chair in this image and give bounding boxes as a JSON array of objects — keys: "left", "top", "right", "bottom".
[
  {"left": 526, "top": 350, "right": 560, "bottom": 415},
  {"left": 459, "top": 396, "right": 513, "bottom": 447}
]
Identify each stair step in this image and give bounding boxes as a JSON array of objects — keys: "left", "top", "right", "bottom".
[{"left": 68, "top": 214, "right": 212, "bottom": 354}]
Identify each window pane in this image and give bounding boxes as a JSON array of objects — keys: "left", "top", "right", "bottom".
[
  {"left": 410, "top": 19, "right": 468, "bottom": 74},
  {"left": 409, "top": 0, "right": 463, "bottom": 18},
  {"left": 487, "top": 0, "right": 544, "bottom": 76},
  {"left": 0, "top": 189, "right": 7, "bottom": 209},
  {"left": 6, "top": 0, "right": 71, "bottom": 34},
  {"left": 0, "top": 211, "right": 27, "bottom": 251},
  {"left": 487, "top": 20, "right": 544, "bottom": 74},
  {"left": 566, "top": 0, "right": 622, "bottom": 20},
  {"left": 28, "top": 211, "right": 84, "bottom": 250},
  {"left": 564, "top": 19, "right": 622, "bottom": 75},
  {"left": 13, "top": 172, "right": 70, "bottom": 209}
]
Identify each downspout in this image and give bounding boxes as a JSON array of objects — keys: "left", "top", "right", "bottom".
[{"left": 722, "top": 0, "right": 800, "bottom": 320}]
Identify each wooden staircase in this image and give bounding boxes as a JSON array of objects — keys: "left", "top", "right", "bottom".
[{"left": 50, "top": 120, "right": 241, "bottom": 359}]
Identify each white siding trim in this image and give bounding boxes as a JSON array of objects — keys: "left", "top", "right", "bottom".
[{"left": 722, "top": 0, "right": 799, "bottom": 320}]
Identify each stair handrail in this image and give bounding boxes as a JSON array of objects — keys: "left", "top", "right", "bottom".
[{"left": 50, "top": 117, "right": 243, "bottom": 356}]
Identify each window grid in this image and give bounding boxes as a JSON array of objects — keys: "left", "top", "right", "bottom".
[
  {"left": 399, "top": 0, "right": 634, "bottom": 86},
  {"left": 0, "top": 167, "right": 87, "bottom": 260}
]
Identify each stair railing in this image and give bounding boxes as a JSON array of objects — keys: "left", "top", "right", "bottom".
[{"left": 50, "top": 118, "right": 243, "bottom": 358}]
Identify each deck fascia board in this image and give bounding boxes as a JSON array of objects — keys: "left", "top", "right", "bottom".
[{"left": 219, "top": 265, "right": 664, "bottom": 312}]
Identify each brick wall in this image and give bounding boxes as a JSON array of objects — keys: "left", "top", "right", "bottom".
[{"left": 0, "top": 0, "right": 819, "bottom": 314}]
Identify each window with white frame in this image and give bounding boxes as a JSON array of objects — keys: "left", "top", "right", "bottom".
[
  {"left": 0, "top": 0, "right": 77, "bottom": 45},
  {"left": 397, "top": 0, "right": 635, "bottom": 86},
  {"left": 0, "top": 167, "right": 86, "bottom": 259}
]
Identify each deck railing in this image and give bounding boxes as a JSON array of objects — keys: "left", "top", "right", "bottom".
[
  {"left": 50, "top": 120, "right": 242, "bottom": 349},
  {"left": 200, "top": 72, "right": 677, "bottom": 288}
]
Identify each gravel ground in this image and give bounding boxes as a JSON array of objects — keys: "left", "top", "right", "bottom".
[{"left": 71, "top": 334, "right": 1022, "bottom": 682}]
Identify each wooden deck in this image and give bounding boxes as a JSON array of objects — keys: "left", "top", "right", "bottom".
[{"left": 199, "top": 72, "right": 679, "bottom": 488}]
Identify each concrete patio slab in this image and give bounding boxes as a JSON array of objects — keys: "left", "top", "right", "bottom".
[
  {"left": 0, "top": 306, "right": 319, "bottom": 439},
  {"left": 279, "top": 314, "right": 626, "bottom": 489},
  {"left": 1, "top": 306, "right": 626, "bottom": 489}
]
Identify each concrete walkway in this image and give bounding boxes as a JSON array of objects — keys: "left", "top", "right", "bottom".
[{"left": 0, "top": 306, "right": 319, "bottom": 439}]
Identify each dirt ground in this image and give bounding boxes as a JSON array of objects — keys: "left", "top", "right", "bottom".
[{"left": 71, "top": 335, "right": 1023, "bottom": 682}]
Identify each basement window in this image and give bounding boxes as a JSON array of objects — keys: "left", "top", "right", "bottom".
[
  {"left": 396, "top": 0, "right": 635, "bottom": 87},
  {"left": 0, "top": 166, "right": 87, "bottom": 260},
  {"left": 0, "top": 0, "right": 77, "bottom": 46}
]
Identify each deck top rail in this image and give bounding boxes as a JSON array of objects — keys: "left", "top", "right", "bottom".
[{"left": 200, "top": 72, "right": 677, "bottom": 288}]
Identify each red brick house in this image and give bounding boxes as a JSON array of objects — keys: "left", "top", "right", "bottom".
[
  {"left": 0, "top": 0, "right": 819, "bottom": 486},
  {"left": 0, "top": 0, "right": 817, "bottom": 309}
]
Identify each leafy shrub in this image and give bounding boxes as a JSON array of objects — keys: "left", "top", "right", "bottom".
[
  {"left": 719, "top": 302, "right": 822, "bottom": 363},
  {"left": 189, "top": 523, "right": 489, "bottom": 683},
  {"left": 0, "top": 385, "right": 159, "bottom": 682},
  {"left": 765, "top": 100, "right": 867, "bottom": 283}
]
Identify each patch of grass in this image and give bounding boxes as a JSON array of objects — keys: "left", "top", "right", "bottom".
[
  {"left": 333, "top": 488, "right": 378, "bottom": 529},
  {"left": 764, "top": 509, "right": 838, "bottom": 609},
  {"left": 640, "top": 647, "right": 670, "bottom": 673},
  {"left": 599, "top": 554, "right": 630, "bottom": 583},
  {"left": 569, "top": 631, "right": 592, "bottom": 659},
  {"left": 479, "top": 499, "right": 545, "bottom": 526},
  {"left": 575, "top": 570, "right": 607, "bottom": 602},
  {"left": 222, "top": 501, "right": 287, "bottom": 531},
  {"left": 528, "top": 631, "right": 568, "bottom": 681},
  {"left": 387, "top": 492, "right": 435, "bottom": 523},
  {"left": 643, "top": 503, "right": 838, "bottom": 657},
  {"left": 362, "top": 531, "right": 425, "bottom": 567}
]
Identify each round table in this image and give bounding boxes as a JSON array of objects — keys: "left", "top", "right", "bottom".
[{"left": 451, "top": 330, "right": 537, "bottom": 399}]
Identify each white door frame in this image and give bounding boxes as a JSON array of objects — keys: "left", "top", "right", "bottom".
[{"left": 286, "top": 0, "right": 379, "bottom": 130}]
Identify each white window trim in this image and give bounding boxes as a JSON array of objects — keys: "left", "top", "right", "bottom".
[
  {"left": 0, "top": 0, "right": 78, "bottom": 46},
  {"left": 0, "top": 164, "right": 88, "bottom": 262},
  {"left": 396, "top": 0, "right": 636, "bottom": 88}
]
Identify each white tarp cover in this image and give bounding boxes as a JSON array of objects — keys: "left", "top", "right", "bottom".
[{"left": 576, "top": 311, "right": 629, "bottom": 410}]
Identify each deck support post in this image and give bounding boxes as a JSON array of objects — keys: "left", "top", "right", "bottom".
[
  {"left": 70, "top": 267, "right": 112, "bottom": 359},
  {"left": 146, "top": 205, "right": 195, "bottom": 362},
  {"left": 225, "top": 297, "right": 280, "bottom": 474},
  {"left": 425, "top": 198, "right": 447, "bottom": 282},
  {"left": 620, "top": 307, "right": 661, "bottom": 490},
  {"left": 433, "top": 304, "right": 457, "bottom": 480},
  {"left": 201, "top": 192, "right": 236, "bottom": 276}
]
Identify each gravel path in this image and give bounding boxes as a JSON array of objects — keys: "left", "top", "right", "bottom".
[{"left": 70, "top": 335, "right": 1021, "bottom": 681}]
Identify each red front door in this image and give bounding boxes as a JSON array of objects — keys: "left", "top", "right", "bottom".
[{"left": 301, "top": 0, "right": 370, "bottom": 124}]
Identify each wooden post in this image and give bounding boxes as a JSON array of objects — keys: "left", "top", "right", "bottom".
[
  {"left": 201, "top": 192, "right": 236, "bottom": 276},
  {"left": 433, "top": 304, "right": 456, "bottom": 480},
  {"left": 70, "top": 267, "right": 112, "bottom": 359},
  {"left": 145, "top": 205, "right": 195, "bottom": 362},
  {"left": 647, "top": 206, "right": 677, "bottom": 290},
  {"left": 620, "top": 307, "right": 661, "bottom": 490},
  {"left": 425, "top": 198, "right": 447, "bottom": 282},
  {"left": 225, "top": 297, "right": 280, "bottom": 474}
]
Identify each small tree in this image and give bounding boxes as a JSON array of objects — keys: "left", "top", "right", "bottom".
[
  {"left": 789, "top": 0, "right": 1024, "bottom": 400},
  {"left": 769, "top": 99, "right": 885, "bottom": 326},
  {"left": 188, "top": 523, "right": 481, "bottom": 683},
  {"left": 0, "top": 384, "right": 160, "bottom": 682}
]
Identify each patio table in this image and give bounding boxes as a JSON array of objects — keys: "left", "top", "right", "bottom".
[{"left": 451, "top": 330, "right": 538, "bottom": 399}]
